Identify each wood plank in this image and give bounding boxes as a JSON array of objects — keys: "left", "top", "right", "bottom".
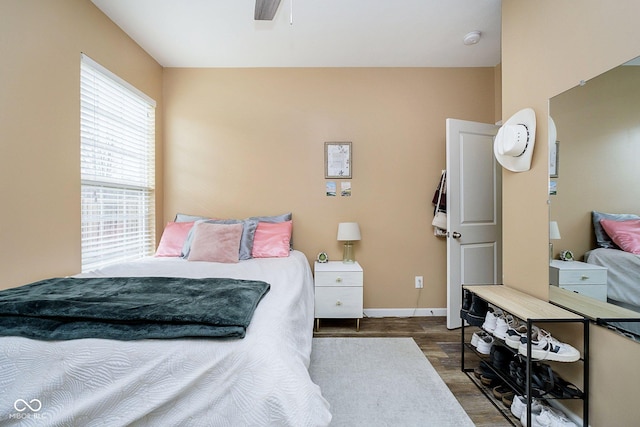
[
  {"left": 549, "top": 285, "right": 640, "bottom": 320},
  {"left": 464, "top": 284, "right": 582, "bottom": 321}
]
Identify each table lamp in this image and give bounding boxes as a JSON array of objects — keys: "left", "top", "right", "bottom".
[
  {"left": 337, "top": 222, "right": 361, "bottom": 263},
  {"left": 549, "top": 221, "right": 561, "bottom": 260}
]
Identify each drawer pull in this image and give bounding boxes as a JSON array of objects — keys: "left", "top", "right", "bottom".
[
  {"left": 581, "top": 275, "right": 589, "bottom": 280},
  {"left": 335, "top": 300, "right": 342, "bottom": 306},
  {"left": 335, "top": 277, "right": 342, "bottom": 283}
]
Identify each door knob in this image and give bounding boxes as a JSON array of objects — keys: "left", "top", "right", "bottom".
[{"left": 452, "top": 231, "right": 462, "bottom": 239}]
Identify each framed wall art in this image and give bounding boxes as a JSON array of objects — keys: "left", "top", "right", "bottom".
[{"left": 325, "top": 142, "right": 352, "bottom": 179}]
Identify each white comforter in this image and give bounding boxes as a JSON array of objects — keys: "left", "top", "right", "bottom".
[{"left": 0, "top": 251, "right": 331, "bottom": 426}]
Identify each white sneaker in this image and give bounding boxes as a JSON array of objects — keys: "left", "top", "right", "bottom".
[
  {"left": 471, "top": 330, "right": 490, "bottom": 347},
  {"left": 505, "top": 324, "right": 535, "bottom": 349},
  {"left": 520, "top": 400, "right": 546, "bottom": 427},
  {"left": 482, "top": 309, "right": 500, "bottom": 333},
  {"left": 510, "top": 395, "right": 526, "bottom": 418},
  {"left": 475, "top": 334, "right": 494, "bottom": 355},
  {"left": 518, "top": 328, "right": 580, "bottom": 362},
  {"left": 535, "top": 407, "right": 577, "bottom": 427},
  {"left": 493, "top": 314, "right": 516, "bottom": 340},
  {"left": 510, "top": 395, "right": 544, "bottom": 420}
]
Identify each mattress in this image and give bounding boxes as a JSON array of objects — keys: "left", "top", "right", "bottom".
[
  {"left": 0, "top": 250, "right": 331, "bottom": 426},
  {"left": 585, "top": 247, "right": 640, "bottom": 307},
  {"left": 585, "top": 248, "right": 640, "bottom": 340}
]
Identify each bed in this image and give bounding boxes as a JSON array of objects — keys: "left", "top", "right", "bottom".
[
  {"left": 584, "top": 211, "right": 640, "bottom": 339},
  {"left": 0, "top": 250, "right": 332, "bottom": 426},
  {"left": 585, "top": 247, "right": 640, "bottom": 309}
]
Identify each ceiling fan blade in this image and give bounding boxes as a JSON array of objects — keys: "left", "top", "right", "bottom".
[{"left": 254, "top": 0, "right": 282, "bottom": 20}]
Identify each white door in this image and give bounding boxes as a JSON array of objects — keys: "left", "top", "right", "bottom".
[{"left": 446, "top": 119, "right": 501, "bottom": 329}]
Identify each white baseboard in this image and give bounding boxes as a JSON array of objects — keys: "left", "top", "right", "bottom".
[{"left": 363, "top": 308, "right": 447, "bottom": 318}]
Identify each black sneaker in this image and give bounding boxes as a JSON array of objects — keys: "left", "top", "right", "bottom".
[
  {"left": 460, "top": 289, "right": 473, "bottom": 319},
  {"left": 465, "top": 294, "right": 488, "bottom": 326},
  {"left": 490, "top": 345, "right": 513, "bottom": 371}
]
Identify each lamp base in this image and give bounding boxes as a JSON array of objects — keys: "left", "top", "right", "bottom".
[{"left": 342, "top": 241, "right": 355, "bottom": 263}]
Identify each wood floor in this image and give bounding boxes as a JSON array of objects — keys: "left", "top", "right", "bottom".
[{"left": 313, "top": 316, "right": 513, "bottom": 427}]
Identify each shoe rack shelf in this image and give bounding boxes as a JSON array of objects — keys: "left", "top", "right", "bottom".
[{"left": 461, "top": 285, "right": 589, "bottom": 427}]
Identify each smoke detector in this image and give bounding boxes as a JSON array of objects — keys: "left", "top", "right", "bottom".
[{"left": 463, "top": 31, "right": 481, "bottom": 46}]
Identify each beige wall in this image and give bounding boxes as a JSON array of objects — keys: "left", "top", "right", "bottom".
[
  {"left": 502, "top": 1, "right": 640, "bottom": 424},
  {"left": 550, "top": 66, "right": 640, "bottom": 259},
  {"left": 163, "top": 67, "right": 496, "bottom": 310},
  {"left": 5, "top": 0, "right": 639, "bottom": 423},
  {"left": 0, "top": 0, "right": 163, "bottom": 290}
]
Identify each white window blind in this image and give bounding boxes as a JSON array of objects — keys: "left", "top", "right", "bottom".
[{"left": 80, "top": 54, "right": 156, "bottom": 272}]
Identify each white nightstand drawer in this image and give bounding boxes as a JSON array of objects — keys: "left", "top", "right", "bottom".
[
  {"left": 555, "top": 269, "right": 606, "bottom": 285},
  {"left": 315, "top": 287, "right": 363, "bottom": 318},
  {"left": 549, "top": 260, "right": 607, "bottom": 286},
  {"left": 558, "top": 284, "right": 607, "bottom": 302},
  {"left": 315, "top": 271, "right": 363, "bottom": 288}
]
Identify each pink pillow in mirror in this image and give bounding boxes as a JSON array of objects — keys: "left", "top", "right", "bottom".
[{"left": 599, "top": 218, "right": 640, "bottom": 255}]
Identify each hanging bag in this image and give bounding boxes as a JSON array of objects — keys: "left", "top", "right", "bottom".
[{"left": 432, "top": 171, "right": 447, "bottom": 230}]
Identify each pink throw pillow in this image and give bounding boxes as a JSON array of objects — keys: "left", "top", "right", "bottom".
[
  {"left": 155, "top": 222, "right": 195, "bottom": 257},
  {"left": 599, "top": 218, "right": 640, "bottom": 255},
  {"left": 187, "top": 222, "right": 243, "bottom": 263},
  {"left": 252, "top": 221, "right": 292, "bottom": 258}
]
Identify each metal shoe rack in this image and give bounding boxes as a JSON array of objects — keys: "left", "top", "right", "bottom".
[{"left": 460, "top": 284, "right": 589, "bottom": 427}]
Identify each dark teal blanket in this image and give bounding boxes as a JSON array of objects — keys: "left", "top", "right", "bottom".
[{"left": 0, "top": 276, "right": 270, "bottom": 340}]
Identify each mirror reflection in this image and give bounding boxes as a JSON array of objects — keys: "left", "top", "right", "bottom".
[{"left": 548, "top": 56, "right": 640, "bottom": 340}]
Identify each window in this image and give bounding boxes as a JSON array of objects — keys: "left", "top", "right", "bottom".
[{"left": 80, "top": 54, "right": 156, "bottom": 272}]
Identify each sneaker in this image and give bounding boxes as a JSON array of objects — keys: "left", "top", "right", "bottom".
[
  {"left": 471, "top": 330, "right": 490, "bottom": 347},
  {"left": 492, "top": 384, "right": 511, "bottom": 399},
  {"left": 505, "top": 324, "right": 535, "bottom": 349},
  {"left": 480, "top": 373, "right": 498, "bottom": 387},
  {"left": 489, "top": 345, "right": 512, "bottom": 371},
  {"left": 535, "top": 407, "right": 577, "bottom": 427},
  {"left": 501, "top": 391, "right": 515, "bottom": 408},
  {"left": 493, "top": 314, "right": 516, "bottom": 340},
  {"left": 521, "top": 404, "right": 544, "bottom": 427},
  {"left": 519, "top": 328, "right": 580, "bottom": 362},
  {"left": 465, "top": 294, "right": 489, "bottom": 326},
  {"left": 482, "top": 309, "right": 500, "bottom": 333},
  {"left": 473, "top": 361, "right": 491, "bottom": 379},
  {"left": 510, "top": 395, "right": 544, "bottom": 420},
  {"left": 476, "top": 334, "right": 494, "bottom": 355},
  {"left": 460, "top": 289, "right": 473, "bottom": 319},
  {"left": 520, "top": 399, "right": 547, "bottom": 427}
]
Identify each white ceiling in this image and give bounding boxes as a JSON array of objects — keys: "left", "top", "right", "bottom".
[{"left": 91, "top": 0, "right": 502, "bottom": 68}]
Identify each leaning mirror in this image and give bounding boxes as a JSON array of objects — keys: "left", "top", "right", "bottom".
[{"left": 548, "top": 55, "right": 640, "bottom": 341}]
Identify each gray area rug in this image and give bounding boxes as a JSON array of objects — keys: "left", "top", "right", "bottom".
[{"left": 309, "top": 337, "right": 475, "bottom": 427}]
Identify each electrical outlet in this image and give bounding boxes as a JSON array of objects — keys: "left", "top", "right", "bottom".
[{"left": 415, "top": 276, "right": 423, "bottom": 289}]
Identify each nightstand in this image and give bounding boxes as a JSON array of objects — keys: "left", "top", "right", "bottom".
[
  {"left": 549, "top": 259, "right": 607, "bottom": 301},
  {"left": 314, "top": 261, "right": 363, "bottom": 331}
]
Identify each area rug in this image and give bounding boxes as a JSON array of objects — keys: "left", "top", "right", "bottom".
[{"left": 309, "top": 337, "right": 474, "bottom": 427}]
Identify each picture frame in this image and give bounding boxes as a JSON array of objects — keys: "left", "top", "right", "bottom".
[
  {"left": 549, "top": 141, "right": 559, "bottom": 178},
  {"left": 325, "top": 142, "right": 352, "bottom": 179}
]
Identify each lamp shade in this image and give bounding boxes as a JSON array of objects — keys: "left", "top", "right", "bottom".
[
  {"left": 549, "top": 221, "right": 561, "bottom": 240},
  {"left": 337, "top": 222, "right": 361, "bottom": 241}
]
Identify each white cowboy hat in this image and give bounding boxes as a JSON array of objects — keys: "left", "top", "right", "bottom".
[{"left": 494, "top": 108, "right": 537, "bottom": 172}]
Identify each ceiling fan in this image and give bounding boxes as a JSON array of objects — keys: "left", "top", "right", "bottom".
[{"left": 254, "top": 0, "right": 282, "bottom": 20}]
